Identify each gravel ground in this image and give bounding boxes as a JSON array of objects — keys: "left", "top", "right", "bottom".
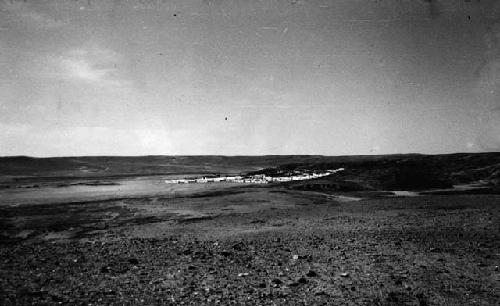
[{"left": 1, "top": 191, "right": 499, "bottom": 305}]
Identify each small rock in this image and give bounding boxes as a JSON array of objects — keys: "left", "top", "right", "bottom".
[
  {"left": 128, "top": 258, "right": 139, "bottom": 265},
  {"left": 272, "top": 279, "right": 283, "bottom": 286},
  {"left": 340, "top": 272, "right": 349, "bottom": 277},
  {"left": 237, "top": 272, "right": 249, "bottom": 277},
  {"left": 232, "top": 242, "right": 244, "bottom": 251},
  {"left": 416, "top": 293, "right": 428, "bottom": 306},
  {"left": 306, "top": 270, "right": 318, "bottom": 277},
  {"left": 299, "top": 254, "right": 312, "bottom": 261},
  {"left": 250, "top": 219, "right": 265, "bottom": 224},
  {"left": 292, "top": 254, "right": 299, "bottom": 260},
  {"left": 50, "top": 293, "right": 64, "bottom": 302}
]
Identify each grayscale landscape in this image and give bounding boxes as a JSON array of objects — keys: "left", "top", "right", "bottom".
[{"left": 1, "top": 0, "right": 500, "bottom": 305}]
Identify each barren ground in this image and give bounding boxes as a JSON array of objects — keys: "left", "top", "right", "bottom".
[{"left": 0, "top": 177, "right": 499, "bottom": 305}]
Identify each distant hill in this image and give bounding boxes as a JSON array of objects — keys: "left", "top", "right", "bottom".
[
  {"left": 1, "top": 153, "right": 499, "bottom": 190},
  {"left": 0, "top": 155, "right": 325, "bottom": 179},
  {"left": 250, "top": 152, "right": 500, "bottom": 191}
]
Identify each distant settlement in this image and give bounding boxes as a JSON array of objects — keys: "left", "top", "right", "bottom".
[{"left": 165, "top": 168, "right": 344, "bottom": 184}]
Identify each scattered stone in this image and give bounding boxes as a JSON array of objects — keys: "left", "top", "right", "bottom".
[{"left": 2, "top": 175, "right": 498, "bottom": 305}]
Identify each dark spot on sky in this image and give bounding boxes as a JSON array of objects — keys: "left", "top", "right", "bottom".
[
  {"left": 225, "top": 117, "right": 228, "bottom": 120},
  {"left": 173, "top": 14, "right": 177, "bottom": 17}
]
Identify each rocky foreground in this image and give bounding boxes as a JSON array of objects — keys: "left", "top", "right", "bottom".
[{"left": 1, "top": 194, "right": 499, "bottom": 305}]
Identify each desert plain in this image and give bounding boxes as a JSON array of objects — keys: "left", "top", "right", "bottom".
[{"left": 0, "top": 154, "right": 499, "bottom": 305}]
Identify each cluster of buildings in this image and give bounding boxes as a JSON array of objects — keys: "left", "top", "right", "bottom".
[{"left": 165, "top": 168, "right": 344, "bottom": 184}]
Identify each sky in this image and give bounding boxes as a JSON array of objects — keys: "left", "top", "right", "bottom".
[{"left": 0, "top": 0, "right": 499, "bottom": 156}]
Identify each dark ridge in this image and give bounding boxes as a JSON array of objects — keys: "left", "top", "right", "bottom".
[{"left": 251, "top": 153, "right": 500, "bottom": 191}]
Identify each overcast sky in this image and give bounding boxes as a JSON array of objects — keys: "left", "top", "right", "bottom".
[{"left": 1, "top": 0, "right": 499, "bottom": 156}]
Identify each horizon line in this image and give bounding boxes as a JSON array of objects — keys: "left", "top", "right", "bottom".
[{"left": 1, "top": 152, "right": 499, "bottom": 159}]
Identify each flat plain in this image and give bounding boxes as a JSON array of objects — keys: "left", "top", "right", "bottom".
[{"left": 0, "top": 154, "right": 499, "bottom": 305}]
